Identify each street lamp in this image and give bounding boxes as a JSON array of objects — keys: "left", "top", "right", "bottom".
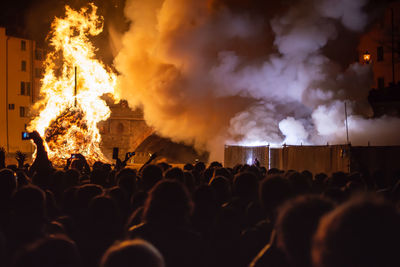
[{"left": 363, "top": 51, "right": 371, "bottom": 64}]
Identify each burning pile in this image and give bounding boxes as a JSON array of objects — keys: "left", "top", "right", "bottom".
[{"left": 29, "top": 4, "right": 117, "bottom": 166}]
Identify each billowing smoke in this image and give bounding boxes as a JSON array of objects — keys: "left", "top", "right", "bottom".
[{"left": 114, "top": 0, "right": 400, "bottom": 160}]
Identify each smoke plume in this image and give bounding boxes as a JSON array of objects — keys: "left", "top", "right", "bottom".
[{"left": 114, "top": 0, "right": 400, "bottom": 160}]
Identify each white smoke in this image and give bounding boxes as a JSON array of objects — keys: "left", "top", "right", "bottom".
[
  {"left": 279, "top": 117, "right": 309, "bottom": 145},
  {"left": 114, "top": 0, "right": 400, "bottom": 160}
]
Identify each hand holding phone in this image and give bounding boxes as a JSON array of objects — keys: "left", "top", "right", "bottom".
[{"left": 22, "top": 132, "right": 31, "bottom": 140}]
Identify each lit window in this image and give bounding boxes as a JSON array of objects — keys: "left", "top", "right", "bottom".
[
  {"left": 21, "top": 40, "right": 26, "bottom": 51},
  {"left": 20, "top": 82, "right": 25, "bottom": 95},
  {"left": 21, "top": 60, "right": 26, "bottom": 71}
]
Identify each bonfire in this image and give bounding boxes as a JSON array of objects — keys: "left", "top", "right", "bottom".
[{"left": 28, "top": 4, "right": 117, "bottom": 166}]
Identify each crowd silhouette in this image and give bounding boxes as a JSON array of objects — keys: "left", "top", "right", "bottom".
[{"left": 0, "top": 131, "right": 399, "bottom": 267}]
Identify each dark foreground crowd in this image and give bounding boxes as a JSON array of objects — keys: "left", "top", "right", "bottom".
[{"left": 0, "top": 132, "right": 399, "bottom": 267}]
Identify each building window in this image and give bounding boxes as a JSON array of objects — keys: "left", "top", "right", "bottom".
[
  {"left": 378, "top": 77, "right": 385, "bottom": 89},
  {"left": 21, "top": 60, "right": 26, "bottom": 71},
  {"left": 19, "top": 106, "right": 26, "bottom": 117},
  {"left": 34, "top": 49, "right": 44, "bottom": 60},
  {"left": 377, "top": 46, "right": 384, "bottom": 62},
  {"left": 8, "top": 104, "right": 15, "bottom": 110},
  {"left": 20, "top": 82, "right": 25, "bottom": 95},
  {"left": 21, "top": 40, "right": 26, "bottom": 51},
  {"left": 20, "top": 82, "right": 31, "bottom": 96}
]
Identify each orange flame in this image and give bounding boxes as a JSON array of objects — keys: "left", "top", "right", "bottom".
[{"left": 29, "top": 4, "right": 118, "bottom": 166}]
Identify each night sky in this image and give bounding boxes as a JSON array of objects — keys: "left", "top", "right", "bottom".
[
  {"left": 0, "top": 0, "right": 395, "bottom": 66},
  {"left": 1, "top": 0, "right": 392, "bottom": 37},
  {"left": 0, "top": 0, "right": 127, "bottom": 64}
]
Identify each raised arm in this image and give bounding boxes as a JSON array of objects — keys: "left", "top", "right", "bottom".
[{"left": 28, "top": 131, "right": 52, "bottom": 176}]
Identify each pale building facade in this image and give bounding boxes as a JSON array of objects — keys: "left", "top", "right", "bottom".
[{"left": 0, "top": 27, "right": 44, "bottom": 153}]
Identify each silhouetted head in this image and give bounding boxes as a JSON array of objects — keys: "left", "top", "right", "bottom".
[
  {"left": 213, "top": 167, "right": 232, "bottom": 181},
  {"left": 117, "top": 168, "right": 137, "bottom": 197},
  {"left": 312, "top": 195, "right": 400, "bottom": 267},
  {"left": 0, "top": 168, "right": 17, "bottom": 200},
  {"left": 107, "top": 186, "right": 128, "bottom": 213},
  {"left": 70, "top": 158, "right": 85, "bottom": 173},
  {"left": 267, "top": 168, "right": 283, "bottom": 175},
  {"left": 11, "top": 185, "right": 47, "bottom": 242},
  {"left": 209, "top": 161, "right": 223, "bottom": 168},
  {"left": 141, "top": 164, "right": 163, "bottom": 191},
  {"left": 209, "top": 176, "right": 231, "bottom": 205},
  {"left": 315, "top": 173, "right": 327, "bottom": 183},
  {"left": 13, "top": 234, "right": 81, "bottom": 267},
  {"left": 91, "top": 168, "right": 108, "bottom": 186},
  {"left": 301, "top": 170, "right": 313, "bottom": 180},
  {"left": 93, "top": 161, "right": 104, "bottom": 170},
  {"left": 75, "top": 184, "right": 103, "bottom": 210},
  {"left": 164, "top": 167, "right": 185, "bottom": 183},
  {"left": 143, "top": 180, "right": 192, "bottom": 225},
  {"left": 157, "top": 162, "right": 171, "bottom": 172},
  {"left": 194, "top": 162, "right": 206, "bottom": 173},
  {"left": 100, "top": 239, "right": 165, "bottom": 267},
  {"left": 329, "top": 171, "right": 348, "bottom": 188},
  {"left": 233, "top": 171, "right": 258, "bottom": 200},
  {"left": 259, "top": 175, "right": 292, "bottom": 219},
  {"left": 276, "top": 195, "right": 334, "bottom": 267},
  {"left": 287, "top": 171, "right": 311, "bottom": 195},
  {"left": 244, "top": 165, "right": 263, "bottom": 179},
  {"left": 183, "top": 163, "right": 194, "bottom": 171},
  {"left": 12, "top": 185, "right": 46, "bottom": 219}
]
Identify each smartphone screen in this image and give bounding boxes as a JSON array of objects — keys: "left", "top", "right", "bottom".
[{"left": 21, "top": 132, "right": 30, "bottom": 140}]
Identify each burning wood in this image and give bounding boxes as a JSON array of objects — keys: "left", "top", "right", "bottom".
[{"left": 28, "top": 4, "right": 118, "bottom": 166}]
